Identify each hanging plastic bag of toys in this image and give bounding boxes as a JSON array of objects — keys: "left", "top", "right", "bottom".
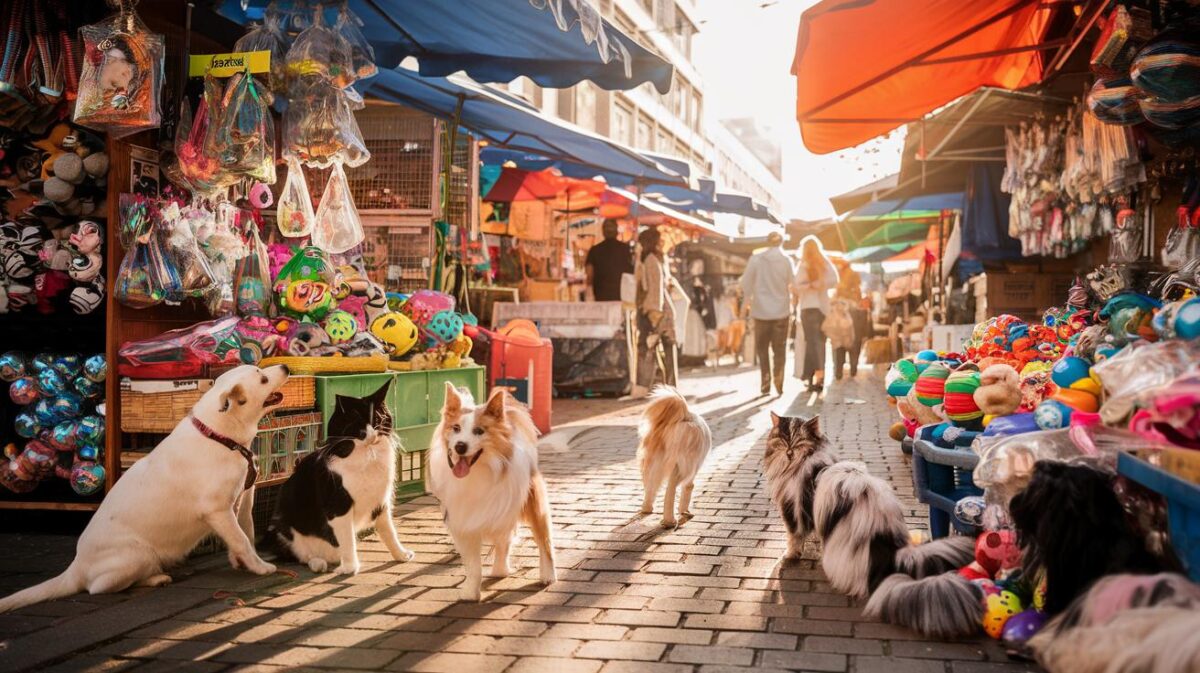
[
  {"left": 162, "top": 98, "right": 195, "bottom": 192},
  {"left": 178, "top": 75, "right": 231, "bottom": 194},
  {"left": 233, "top": 212, "right": 273, "bottom": 318},
  {"left": 285, "top": 6, "right": 355, "bottom": 90},
  {"left": 74, "top": 3, "right": 165, "bottom": 138},
  {"left": 335, "top": 93, "right": 370, "bottom": 167},
  {"left": 283, "top": 80, "right": 340, "bottom": 167},
  {"left": 161, "top": 201, "right": 218, "bottom": 298},
  {"left": 334, "top": 1, "right": 377, "bottom": 81},
  {"left": 312, "top": 162, "right": 363, "bottom": 254},
  {"left": 210, "top": 72, "right": 276, "bottom": 184},
  {"left": 233, "top": 6, "right": 288, "bottom": 97},
  {"left": 113, "top": 195, "right": 181, "bottom": 308},
  {"left": 277, "top": 158, "right": 315, "bottom": 238}
]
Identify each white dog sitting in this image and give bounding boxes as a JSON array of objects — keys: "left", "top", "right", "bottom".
[{"left": 0, "top": 365, "right": 290, "bottom": 613}]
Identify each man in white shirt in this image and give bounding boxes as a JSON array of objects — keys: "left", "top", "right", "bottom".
[{"left": 739, "top": 232, "right": 794, "bottom": 395}]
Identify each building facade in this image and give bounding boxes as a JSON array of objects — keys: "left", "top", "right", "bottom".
[{"left": 506, "top": 0, "right": 782, "bottom": 219}]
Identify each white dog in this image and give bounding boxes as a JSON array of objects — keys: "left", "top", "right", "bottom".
[
  {"left": 429, "top": 385, "right": 556, "bottom": 601},
  {"left": 0, "top": 365, "right": 290, "bottom": 613}
]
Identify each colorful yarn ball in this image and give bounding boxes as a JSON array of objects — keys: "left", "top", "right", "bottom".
[
  {"left": 943, "top": 370, "right": 983, "bottom": 423},
  {"left": 14, "top": 412, "right": 40, "bottom": 439},
  {"left": 885, "top": 359, "right": 919, "bottom": 397},
  {"left": 70, "top": 461, "right": 106, "bottom": 496},
  {"left": 36, "top": 368, "right": 68, "bottom": 397},
  {"left": 77, "top": 415, "right": 105, "bottom": 445},
  {"left": 914, "top": 363, "right": 951, "bottom": 407},
  {"left": 0, "top": 351, "right": 29, "bottom": 382},
  {"left": 83, "top": 354, "right": 107, "bottom": 383},
  {"left": 9, "top": 377, "right": 40, "bottom": 405}
]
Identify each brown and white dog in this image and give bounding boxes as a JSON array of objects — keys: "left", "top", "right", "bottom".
[
  {"left": 638, "top": 386, "right": 712, "bottom": 527},
  {"left": 429, "top": 385, "right": 556, "bottom": 601}
]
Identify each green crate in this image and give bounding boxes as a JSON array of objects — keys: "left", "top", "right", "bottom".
[
  {"left": 392, "top": 370, "right": 431, "bottom": 427},
  {"left": 395, "top": 423, "right": 437, "bottom": 500},
  {"left": 253, "top": 411, "right": 323, "bottom": 482}
]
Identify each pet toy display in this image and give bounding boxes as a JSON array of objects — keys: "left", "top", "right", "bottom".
[{"left": 1, "top": 351, "right": 106, "bottom": 496}]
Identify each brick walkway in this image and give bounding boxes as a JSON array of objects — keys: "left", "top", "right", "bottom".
[{"left": 0, "top": 363, "right": 1038, "bottom": 673}]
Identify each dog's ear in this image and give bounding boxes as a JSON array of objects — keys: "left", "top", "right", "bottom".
[
  {"left": 443, "top": 382, "right": 464, "bottom": 416},
  {"left": 483, "top": 389, "right": 506, "bottom": 418},
  {"left": 220, "top": 384, "right": 247, "bottom": 412},
  {"left": 769, "top": 411, "right": 781, "bottom": 428},
  {"left": 801, "top": 415, "right": 820, "bottom": 437}
]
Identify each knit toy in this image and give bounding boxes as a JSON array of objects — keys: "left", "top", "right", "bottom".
[
  {"left": 914, "top": 362, "right": 951, "bottom": 407},
  {"left": 943, "top": 369, "right": 984, "bottom": 427},
  {"left": 885, "top": 359, "right": 919, "bottom": 398},
  {"left": 974, "top": 364, "right": 1023, "bottom": 422}
]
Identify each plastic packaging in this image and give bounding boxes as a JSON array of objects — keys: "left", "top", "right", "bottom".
[
  {"left": 285, "top": 8, "right": 355, "bottom": 89},
  {"left": 283, "top": 80, "right": 369, "bottom": 167},
  {"left": 277, "top": 158, "right": 316, "bottom": 237},
  {"left": 74, "top": 6, "right": 164, "bottom": 137},
  {"left": 117, "top": 316, "right": 248, "bottom": 379},
  {"left": 1093, "top": 339, "right": 1200, "bottom": 424},
  {"left": 233, "top": 215, "right": 272, "bottom": 318},
  {"left": 177, "top": 75, "right": 227, "bottom": 194},
  {"left": 112, "top": 195, "right": 163, "bottom": 308},
  {"left": 1162, "top": 223, "right": 1200, "bottom": 269},
  {"left": 311, "top": 163, "right": 364, "bottom": 253},
  {"left": 211, "top": 72, "right": 276, "bottom": 184},
  {"left": 334, "top": 2, "right": 377, "bottom": 81},
  {"left": 233, "top": 7, "right": 289, "bottom": 95},
  {"left": 163, "top": 202, "right": 219, "bottom": 298}
]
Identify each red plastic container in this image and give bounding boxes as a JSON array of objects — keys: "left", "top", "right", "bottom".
[{"left": 488, "top": 331, "right": 553, "bottom": 434}]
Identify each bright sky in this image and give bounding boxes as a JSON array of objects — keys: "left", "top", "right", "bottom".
[{"left": 692, "top": 0, "right": 903, "bottom": 222}]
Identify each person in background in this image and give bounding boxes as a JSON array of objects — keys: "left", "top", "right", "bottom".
[
  {"left": 585, "top": 218, "right": 633, "bottom": 301},
  {"left": 831, "top": 256, "right": 869, "bottom": 379},
  {"left": 794, "top": 236, "right": 838, "bottom": 392},
  {"left": 632, "top": 227, "right": 677, "bottom": 396},
  {"left": 740, "top": 231, "right": 794, "bottom": 396}
]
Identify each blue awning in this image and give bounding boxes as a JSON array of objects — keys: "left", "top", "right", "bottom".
[
  {"left": 218, "top": 0, "right": 673, "bottom": 93},
  {"left": 847, "top": 192, "right": 964, "bottom": 220},
  {"left": 362, "top": 69, "right": 684, "bottom": 184}
]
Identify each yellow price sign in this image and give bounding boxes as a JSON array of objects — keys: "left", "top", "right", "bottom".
[{"left": 188, "top": 50, "right": 271, "bottom": 78}]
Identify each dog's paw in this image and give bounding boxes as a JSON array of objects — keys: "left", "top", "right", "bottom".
[
  {"left": 308, "top": 558, "right": 329, "bottom": 573},
  {"left": 249, "top": 560, "right": 277, "bottom": 576},
  {"left": 459, "top": 585, "right": 482, "bottom": 602},
  {"left": 539, "top": 565, "right": 557, "bottom": 585},
  {"left": 639, "top": 507, "right": 653, "bottom": 516},
  {"left": 335, "top": 561, "right": 360, "bottom": 576},
  {"left": 487, "top": 563, "right": 511, "bottom": 579},
  {"left": 392, "top": 548, "right": 416, "bottom": 563},
  {"left": 660, "top": 517, "right": 677, "bottom": 528}
]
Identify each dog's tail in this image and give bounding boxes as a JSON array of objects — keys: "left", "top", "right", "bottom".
[
  {"left": 864, "top": 572, "right": 983, "bottom": 639},
  {"left": 641, "top": 386, "right": 690, "bottom": 430},
  {"left": 894, "top": 535, "right": 976, "bottom": 578},
  {"left": 0, "top": 561, "right": 85, "bottom": 614}
]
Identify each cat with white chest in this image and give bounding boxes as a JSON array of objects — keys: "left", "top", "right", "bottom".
[{"left": 266, "top": 380, "right": 414, "bottom": 574}]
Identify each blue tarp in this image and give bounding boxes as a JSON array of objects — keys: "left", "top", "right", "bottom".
[
  {"left": 217, "top": 0, "right": 673, "bottom": 93},
  {"left": 962, "top": 164, "right": 1021, "bottom": 260},
  {"left": 362, "top": 69, "right": 684, "bottom": 184}
]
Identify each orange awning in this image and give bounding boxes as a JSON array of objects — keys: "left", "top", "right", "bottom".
[{"left": 792, "top": 0, "right": 1061, "bottom": 154}]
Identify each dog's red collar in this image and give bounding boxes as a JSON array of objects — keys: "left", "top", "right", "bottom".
[{"left": 191, "top": 416, "right": 257, "bottom": 490}]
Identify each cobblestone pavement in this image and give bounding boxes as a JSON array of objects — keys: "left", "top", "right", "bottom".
[{"left": 0, "top": 363, "right": 1039, "bottom": 673}]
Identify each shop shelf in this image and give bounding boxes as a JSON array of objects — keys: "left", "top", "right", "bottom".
[
  {"left": 1118, "top": 450, "right": 1200, "bottom": 581},
  {"left": 911, "top": 438, "right": 983, "bottom": 539}
]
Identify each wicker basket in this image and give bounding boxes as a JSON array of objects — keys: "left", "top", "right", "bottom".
[
  {"left": 259, "top": 354, "right": 389, "bottom": 375},
  {"left": 120, "top": 376, "right": 316, "bottom": 433}
]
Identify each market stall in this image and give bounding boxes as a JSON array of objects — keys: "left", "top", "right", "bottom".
[{"left": 0, "top": 0, "right": 673, "bottom": 513}]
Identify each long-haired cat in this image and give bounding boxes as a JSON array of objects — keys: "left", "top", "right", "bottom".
[
  {"left": 764, "top": 413, "right": 976, "bottom": 604},
  {"left": 266, "top": 380, "right": 414, "bottom": 574}
]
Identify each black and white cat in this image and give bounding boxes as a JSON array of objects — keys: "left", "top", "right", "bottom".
[{"left": 266, "top": 380, "right": 414, "bottom": 574}]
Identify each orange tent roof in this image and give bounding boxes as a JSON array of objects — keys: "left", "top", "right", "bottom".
[{"left": 792, "top": 0, "right": 1060, "bottom": 154}]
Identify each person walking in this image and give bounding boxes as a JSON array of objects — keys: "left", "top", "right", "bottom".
[
  {"left": 632, "top": 227, "right": 677, "bottom": 396},
  {"left": 794, "top": 236, "right": 838, "bottom": 392},
  {"left": 740, "top": 231, "right": 794, "bottom": 396},
  {"left": 585, "top": 219, "right": 633, "bottom": 301},
  {"left": 831, "top": 256, "right": 868, "bottom": 379}
]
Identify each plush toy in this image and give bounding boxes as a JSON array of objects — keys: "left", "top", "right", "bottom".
[
  {"left": 974, "top": 364, "right": 1022, "bottom": 420},
  {"left": 1000, "top": 608, "right": 1046, "bottom": 644},
  {"left": 976, "top": 530, "right": 1022, "bottom": 577},
  {"left": 983, "top": 590, "right": 1024, "bottom": 639},
  {"left": 340, "top": 331, "right": 386, "bottom": 357},
  {"left": 1018, "top": 364, "right": 1055, "bottom": 412},
  {"left": 914, "top": 362, "right": 950, "bottom": 407},
  {"left": 271, "top": 317, "right": 333, "bottom": 356},
  {"left": 943, "top": 369, "right": 983, "bottom": 427},
  {"left": 904, "top": 386, "right": 944, "bottom": 426},
  {"left": 323, "top": 309, "right": 358, "bottom": 344},
  {"left": 423, "top": 310, "right": 464, "bottom": 348},
  {"left": 280, "top": 280, "right": 335, "bottom": 321},
  {"left": 337, "top": 282, "right": 388, "bottom": 333},
  {"left": 885, "top": 359, "right": 919, "bottom": 398},
  {"left": 370, "top": 312, "right": 419, "bottom": 357}
]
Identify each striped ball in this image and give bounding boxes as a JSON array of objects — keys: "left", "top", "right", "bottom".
[
  {"left": 914, "top": 363, "right": 950, "bottom": 407},
  {"left": 943, "top": 370, "right": 983, "bottom": 423}
]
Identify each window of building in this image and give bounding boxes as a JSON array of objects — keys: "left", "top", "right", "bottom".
[
  {"left": 655, "top": 0, "right": 675, "bottom": 32},
  {"left": 636, "top": 113, "right": 653, "bottom": 150},
  {"left": 656, "top": 128, "right": 672, "bottom": 154},
  {"left": 575, "top": 83, "right": 597, "bottom": 131},
  {"left": 612, "top": 100, "right": 634, "bottom": 147},
  {"left": 690, "top": 91, "right": 701, "bottom": 131},
  {"left": 675, "top": 79, "right": 688, "bottom": 121}
]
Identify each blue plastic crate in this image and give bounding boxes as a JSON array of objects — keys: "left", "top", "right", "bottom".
[
  {"left": 1117, "top": 450, "right": 1200, "bottom": 581},
  {"left": 911, "top": 439, "right": 983, "bottom": 539}
]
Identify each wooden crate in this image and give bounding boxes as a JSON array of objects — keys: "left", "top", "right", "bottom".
[{"left": 120, "top": 376, "right": 315, "bottom": 433}]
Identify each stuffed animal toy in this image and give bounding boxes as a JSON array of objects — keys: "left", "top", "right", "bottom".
[
  {"left": 975, "top": 364, "right": 1022, "bottom": 419},
  {"left": 279, "top": 280, "right": 335, "bottom": 321},
  {"left": 1018, "top": 364, "right": 1055, "bottom": 412},
  {"left": 340, "top": 331, "right": 386, "bottom": 357},
  {"left": 323, "top": 309, "right": 358, "bottom": 344},
  {"left": 904, "top": 385, "right": 944, "bottom": 426},
  {"left": 370, "top": 312, "right": 419, "bottom": 358},
  {"left": 36, "top": 125, "right": 109, "bottom": 218}
]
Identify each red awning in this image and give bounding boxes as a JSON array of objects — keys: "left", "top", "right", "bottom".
[
  {"left": 792, "top": 0, "right": 1061, "bottom": 154},
  {"left": 483, "top": 167, "right": 606, "bottom": 203}
]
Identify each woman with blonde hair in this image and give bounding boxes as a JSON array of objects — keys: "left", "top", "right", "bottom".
[{"left": 793, "top": 236, "right": 838, "bottom": 392}]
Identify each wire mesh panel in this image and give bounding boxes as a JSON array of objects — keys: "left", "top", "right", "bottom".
[{"left": 440, "top": 123, "right": 477, "bottom": 230}]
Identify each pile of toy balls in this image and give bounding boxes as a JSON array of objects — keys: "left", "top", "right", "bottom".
[{"left": 0, "top": 351, "right": 106, "bottom": 496}]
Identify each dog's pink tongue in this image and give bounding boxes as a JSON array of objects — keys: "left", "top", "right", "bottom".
[{"left": 452, "top": 456, "right": 471, "bottom": 478}]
